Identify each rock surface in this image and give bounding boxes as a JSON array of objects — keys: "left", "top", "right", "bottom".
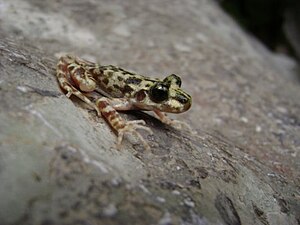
[{"left": 0, "top": 0, "right": 299, "bottom": 224}]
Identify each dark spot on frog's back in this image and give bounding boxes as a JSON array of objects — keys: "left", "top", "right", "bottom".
[
  {"left": 102, "top": 78, "right": 109, "bottom": 85},
  {"left": 118, "top": 67, "right": 134, "bottom": 75},
  {"left": 123, "top": 85, "right": 134, "bottom": 93},
  {"left": 117, "top": 76, "right": 124, "bottom": 81},
  {"left": 109, "top": 66, "right": 119, "bottom": 72},
  {"left": 125, "top": 77, "right": 142, "bottom": 85},
  {"left": 107, "top": 71, "right": 113, "bottom": 77}
]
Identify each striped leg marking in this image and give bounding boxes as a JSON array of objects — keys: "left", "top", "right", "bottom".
[
  {"left": 96, "top": 97, "right": 153, "bottom": 150},
  {"left": 56, "top": 55, "right": 100, "bottom": 115}
]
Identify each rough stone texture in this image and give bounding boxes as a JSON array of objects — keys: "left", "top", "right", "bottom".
[{"left": 0, "top": 0, "right": 299, "bottom": 225}]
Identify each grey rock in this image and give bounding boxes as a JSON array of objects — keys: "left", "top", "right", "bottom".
[{"left": 0, "top": 0, "right": 299, "bottom": 225}]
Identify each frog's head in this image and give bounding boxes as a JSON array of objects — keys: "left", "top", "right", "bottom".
[{"left": 147, "top": 74, "right": 192, "bottom": 113}]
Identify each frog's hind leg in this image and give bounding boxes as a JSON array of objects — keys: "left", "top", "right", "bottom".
[
  {"left": 56, "top": 56, "right": 100, "bottom": 115},
  {"left": 96, "top": 97, "right": 153, "bottom": 150}
]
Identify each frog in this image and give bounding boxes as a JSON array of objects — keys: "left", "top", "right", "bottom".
[{"left": 56, "top": 55, "right": 192, "bottom": 150}]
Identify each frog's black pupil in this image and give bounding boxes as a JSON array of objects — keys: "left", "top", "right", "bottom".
[{"left": 150, "top": 84, "right": 169, "bottom": 103}]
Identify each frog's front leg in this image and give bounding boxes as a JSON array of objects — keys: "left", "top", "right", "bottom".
[
  {"left": 154, "top": 110, "right": 196, "bottom": 134},
  {"left": 96, "top": 97, "right": 153, "bottom": 150},
  {"left": 56, "top": 56, "right": 100, "bottom": 115}
]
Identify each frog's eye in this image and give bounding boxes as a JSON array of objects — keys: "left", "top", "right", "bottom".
[
  {"left": 149, "top": 83, "right": 169, "bottom": 103},
  {"left": 163, "top": 74, "right": 181, "bottom": 87}
]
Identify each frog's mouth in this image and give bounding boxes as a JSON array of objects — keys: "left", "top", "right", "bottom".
[
  {"left": 166, "top": 91, "right": 192, "bottom": 113},
  {"left": 183, "top": 100, "right": 192, "bottom": 111},
  {"left": 159, "top": 98, "right": 192, "bottom": 113}
]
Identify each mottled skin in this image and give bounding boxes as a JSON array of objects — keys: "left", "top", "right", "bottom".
[{"left": 56, "top": 55, "right": 192, "bottom": 149}]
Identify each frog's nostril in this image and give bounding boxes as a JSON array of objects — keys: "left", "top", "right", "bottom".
[{"left": 176, "top": 93, "right": 189, "bottom": 104}]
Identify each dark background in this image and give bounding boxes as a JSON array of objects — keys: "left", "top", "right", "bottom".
[{"left": 219, "top": 0, "right": 300, "bottom": 60}]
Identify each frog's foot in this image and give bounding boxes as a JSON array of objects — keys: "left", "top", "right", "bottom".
[
  {"left": 96, "top": 97, "right": 153, "bottom": 150},
  {"left": 154, "top": 110, "right": 197, "bottom": 135},
  {"left": 117, "top": 120, "right": 153, "bottom": 150},
  {"left": 169, "top": 119, "right": 196, "bottom": 133}
]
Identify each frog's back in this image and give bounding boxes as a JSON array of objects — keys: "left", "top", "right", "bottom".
[{"left": 91, "top": 65, "right": 158, "bottom": 98}]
